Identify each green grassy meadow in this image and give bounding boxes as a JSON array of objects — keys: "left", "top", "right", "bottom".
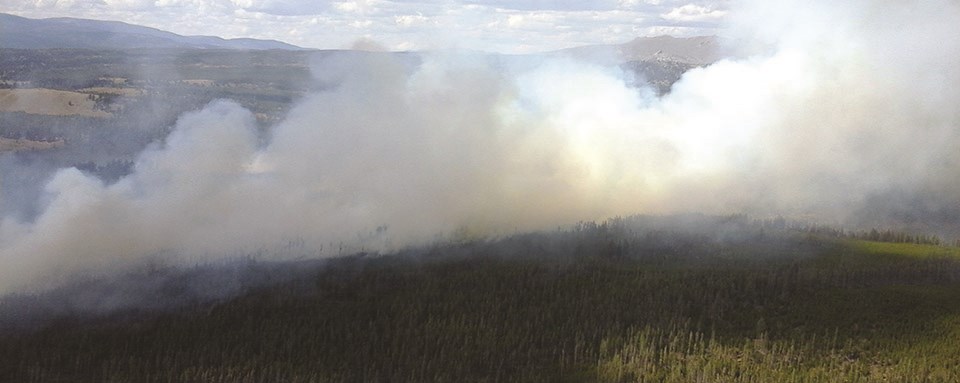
[{"left": 2, "top": 216, "right": 960, "bottom": 382}]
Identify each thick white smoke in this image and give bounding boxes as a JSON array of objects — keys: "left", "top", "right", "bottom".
[{"left": 2, "top": 0, "right": 960, "bottom": 293}]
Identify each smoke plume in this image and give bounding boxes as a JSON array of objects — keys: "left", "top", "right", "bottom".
[{"left": 2, "top": 0, "right": 960, "bottom": 293}]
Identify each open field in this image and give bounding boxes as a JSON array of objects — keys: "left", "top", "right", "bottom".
[
  {"left": 0, "top": 88, "right": 110, "bottom": 117},
  {"left": 0, "top": 137, "right": 65, "bottom": 152},
  {"left": 0, "top": 48, "right": 319, "bottom": 184},
  {"left": 0, "top": 48, "right": 314, "bottom": 129},
  {"left": 2, "top": 216, "right": 959, "bottom": 382}
]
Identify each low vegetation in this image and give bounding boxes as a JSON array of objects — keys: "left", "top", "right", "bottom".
[{"left": 2, "top": 215, "right": 959, "bottom": 382}]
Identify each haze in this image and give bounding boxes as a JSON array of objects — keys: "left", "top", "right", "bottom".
[{"left": 2, "top": 0, "right": 960, "bottom": 294}]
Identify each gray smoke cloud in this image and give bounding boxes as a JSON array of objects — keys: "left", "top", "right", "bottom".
[{"left": 2, "top": 0, "right": 960, "bottom": 293}]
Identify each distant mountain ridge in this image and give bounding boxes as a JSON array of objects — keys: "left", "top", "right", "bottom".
[
  {"left": 558, "top": 35, "right": 727, "bottom": 66},
  {"left": 0, "top": 13, "right": 303, "bottom": 50},
  {"left": 552, "top": 36, "right": 729, "bottom": 95}
]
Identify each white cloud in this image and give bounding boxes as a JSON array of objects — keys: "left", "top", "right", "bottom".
[
  {"left": 25, "top": 0, "right": 92, "bottom": 10},
  {"left": 103, "top": 0, "right": 155, "bottom": 11},
  {"left": 662, "top": 4, "right": 726, "bottom": 22},
  {"left": 466, "top": 0, "right": 621, "bottom": 11},
  {"left": 350, "top": 19, "right": 373, "bottom": 28},
  {"left": 395, "top": 13, "right": 428, "bottom": 27},
  {"left": 228, "top": 0, "right": 327, "bottom": 15},
  {"left": 334, "top": 0, "right": 381, "bottom": 14}
]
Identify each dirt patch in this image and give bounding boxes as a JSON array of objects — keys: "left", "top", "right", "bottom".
[
  {"left": 79, "top": 87, "right": 144, "bottom": 97},
  {"left": 98, "top": 77, "right": 128, "bottom": 85},
  {"left": 0, "top": 137, "right": 65, "bottom": 152},
  {"left": 0, "top": 89, "right": 111, "bottom": 117},
  {"left": 181, "top": 79, "right": 215, "bottom": 87}
]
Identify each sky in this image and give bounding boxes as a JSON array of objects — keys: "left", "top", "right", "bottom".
[{"left": 0, "top": 0, "right": 728, "bottom": 53}]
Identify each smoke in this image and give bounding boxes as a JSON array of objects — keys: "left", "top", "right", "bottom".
[{"left": 3, "top": 0, "right": 960, "bottom": 293}]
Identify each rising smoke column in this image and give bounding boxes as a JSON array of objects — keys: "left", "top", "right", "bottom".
[{"left": 2, "top": 0, "right": 960, "bottom": 293}]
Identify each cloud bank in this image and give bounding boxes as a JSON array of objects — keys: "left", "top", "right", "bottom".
[
  {"left": 3, "top": 0, "right": 960, "bottom": 293},
  {"left": 1, "top": 0, "right": 726, "bottom": 52}
]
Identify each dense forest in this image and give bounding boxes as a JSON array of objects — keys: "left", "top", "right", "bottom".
[{"left": 2, "top": 215, "right": 959, "bottom": 382}]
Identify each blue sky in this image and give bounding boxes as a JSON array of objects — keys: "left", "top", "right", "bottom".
[{"left": 0, "top": 0, "right": 729, "bottom": 52}]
